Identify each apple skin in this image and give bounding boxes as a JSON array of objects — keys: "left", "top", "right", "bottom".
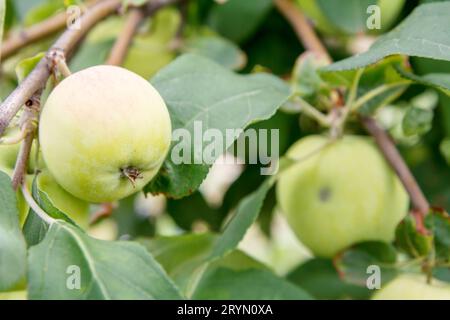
[
  {"left": 276, "top": 135, "right": 408, "bottom": 257},
  {"left": 39, "top": 65, "right": 172, "bottom": 203},
  {"left": 372, "top": 274, "right": 450, "bottom": 300},
  {"left": 0, "top": 143, "right": 89, "bottom": 226},
  {"left": 35, "top": 170, "right": 90, "bottom": 228}
]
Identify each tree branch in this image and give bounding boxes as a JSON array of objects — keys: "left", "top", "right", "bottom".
[
  {"left": 106, "top": 8, "right": 145, "bottom": 65},
  {"left": 0, "top": 1, "right": 100, "bottom": 60},
  {"left": 0, "top": 0, "right": 122, "bottom": 136},
  {"left": 361, "top": 117, "right": 430, "bottom": 215},
  {"left": 1, "top": 12, "right": 67, "bottom": 61},
  {"left": 274, "top": 0, "right": 331, "bottom": 63},
  {"left": 11, "top": 91, "right": 41, "bottom": 190},
  {"left": 275, "top": 0, "right": 430, "bottom": 215},
  {"left": 106, "top": 0, "right": 183, "bottom": 66}
]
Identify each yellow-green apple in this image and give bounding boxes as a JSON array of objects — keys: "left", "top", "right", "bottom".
[
  {"left": 39, "top": 65, "right": 172, "bottom": 203},
  {"left": 0, "top": 141, "right": 89, "bottom": 226},
  {"left": 372, "top": 274, "right": 450, "bottom": 300},
  {"left": 276, "top": 135, "right": 408, "bottom": 257}
]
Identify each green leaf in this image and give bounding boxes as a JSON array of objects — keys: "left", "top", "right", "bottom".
[
  {"left": 288, "top": 258, "right": 370, "bottom": 299},
  {"left": 23, "top": 176, "right": 77, "bottom": 247},
  {"left": 139, "top": 233, "right": 216, "bottom": 294},
  {"left": 207, "top": 0, "right": 273, "bottom": 43},
  {"left": 396, "top": 66, "right": 450, "bottom": 95},
  {"left": 321, "top": 56, "right": 410, "bottom": 114},
  {"left": 4, "top": 0, "right": 16, "bottom": 33},
  {"left": 208, "top": 178, "right": 274, "bottom": 261},
  {"left": 146, "top": 54, "right": 290, "bottom": 198},
  {"left": 0, "top": 171, "right": 27, "bottom": 291},
  {"left": 291, "top": 52, "right": 329, "bottom": 98},
  {"left": 124, "top": 8, "right": 180, "bottom": 79},
  {"left": 440, "top": 138, "right": 450, "bottom": 165},
  {"left": 0, "top": 0, "right": 5, "bottom": 63},
  {"left": 395, "top": 215, "right": 434, "bottom": 258},
  {"left": 192, "top": 267, "right": 312, "bottom": 300},
  {"left": 425, "top": 209, "right": 450, "bottom": 261},
  {"left": 167, "top": 191, "right": 225, "bottom": 231},
  {"left": 69, "top": 39, "right": 115, "bottom": 73},
  {"left": 402, "top": 106, "right": 433, "bottom": 136},
  {"left": 15, "top": 52, "right": 45, "bottom": 83},
  {"left": 335, "top": 241, "right": 398, "bottom": 287},
  {"left": 183, "top": 36, "right": 246, "bottom": 70},
  {"left": 324, "top": 2, "right": 450, "bottom": 71},
  {"left": 28, "top": 221, "right": 183, "bottom": 299},
  {"left": 122, "top": 0, "right": 147, "bottom": 9},
  {"left": 13, "top": 0, "right": 48, "bottom": 21},
  {"left": 140, "top": 233, "right": 268, "bottom": 297},
  {"left": 314, "top": 0, "right": 405, "bottom": 34},
  {"left": 23, "top": 0, "right": 64, "bottom": 26},
  {"left": 112, "top": 195, "right": 155, "bottom": 239},
  {"left": 434, "top": 267, "right": 450, "bottom": 283},
  {"left": 315, "top": 0, "right": 373, "bottom": 34}
]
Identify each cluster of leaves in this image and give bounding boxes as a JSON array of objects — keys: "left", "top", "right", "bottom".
[{"left": 0, "top": 0, "right": 449, "bottom": 300}]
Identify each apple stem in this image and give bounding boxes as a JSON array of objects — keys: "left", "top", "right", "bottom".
[
  {"left": 293, "top": 95, "right": 332, "bottom": 128},
  {"left": 0, "top": 127, "right": 28, "bottom": 145},
  {"left": 48, "top": 49, "right": 73, "bottom": 78},
  {"left": 90, "top": 202, "right": 117, "bottom": 225}
]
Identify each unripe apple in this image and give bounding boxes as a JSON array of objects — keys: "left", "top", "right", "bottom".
[
  {"left": 276, "top": 135, "right": 408, "bottom": 257},
  {"left": 36, "top": 170, "right": 90, "bottom": 228},
  {"left": 0, "top": 143, "right": 89, "bottom": 226},
  {"left": 39, "top": 65, "right": 172, "bottom": 203},
  {"left": 372, "top": 274, "right": 450, "bottom": 300}
]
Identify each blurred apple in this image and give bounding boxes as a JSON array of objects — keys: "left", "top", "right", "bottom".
[
  {"left": 372, "top": 274, "right": 450, "bottom": 300},
  {"left": 276, "top": 135, "right": 408, "bottom": 257}
]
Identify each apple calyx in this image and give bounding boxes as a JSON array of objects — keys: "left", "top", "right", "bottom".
[{"left": 120, "top": 166, "right": 143, "bottom": 188}]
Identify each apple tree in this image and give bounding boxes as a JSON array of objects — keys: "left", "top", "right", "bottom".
[{"left": 0, "top": 0, "right": 449, "bottom": 300}]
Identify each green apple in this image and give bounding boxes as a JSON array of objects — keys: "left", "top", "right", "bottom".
[
  {"left": 296, "top": 0, "right": 405, "bottom": 35},
  {"left": 123, "top": 39, "right": 175, "bottom": 79},
  {"left": 0, "top": 290, "right": 28, "bottom": 300},
  {"left": 0, "top": 138, "right": 37, "bottom": 225},
  {"left": 276, "top": 135, "right": 408, "bottom": 257},
  {"left": 39, "top": 65, "right": 172, "bottom": 203},
  {"left": 372, "top": 274, "right": 450, "bottom": 300},
  {"left": 35, "top": 170, "right": 90, "bottom": 228},
  {"left": 0, "top": 141, "right": 90, "bottom": 226}
]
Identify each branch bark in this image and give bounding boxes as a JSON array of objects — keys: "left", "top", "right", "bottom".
[
  {"left": 106, "top": 0, "right": 183, "bottom": 66},
  {"left": 106, "top": 8, "right": 145, "bottom": 65},
  {"left": 0, "top": 0, "right": 122, "bottom": 136},
  {"left": 1, "top": 12, "right": 68, "bottom": 61},
  {"left": 11, "top": 91, "right": 42, "bottom": 189},
  {"left": 361, "top": 117, "right": 430, "bottom": 215},
  {"left": 275, "top": 0, "right": 430, "bottom": 215},
  {"left": 274, "top": 0, "right": 331, "bottom": 63},
  {"left": 1, "top": 1, "right": 100, "bottom": 60}
]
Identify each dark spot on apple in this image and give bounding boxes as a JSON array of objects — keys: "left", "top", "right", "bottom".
[{"left": 319, "top": 187, "right": 331, "bottom": 202}]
